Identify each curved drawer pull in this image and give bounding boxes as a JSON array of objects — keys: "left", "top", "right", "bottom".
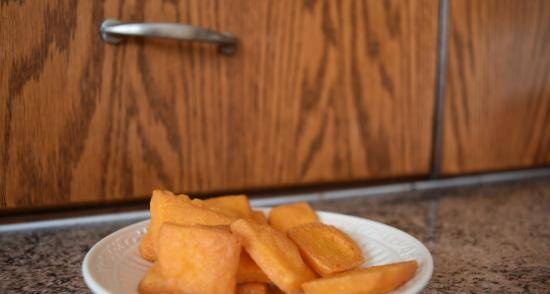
[{"left": 100, "top": 19, "right": 237, "bottom": 55}]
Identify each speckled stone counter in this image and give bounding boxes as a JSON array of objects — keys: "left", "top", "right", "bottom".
[{"left": 1, "top": 178, "right": 549, "bottom": 293}]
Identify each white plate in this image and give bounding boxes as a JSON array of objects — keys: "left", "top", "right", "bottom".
[{"left": 82, "top": 210, "right": 433, "bottom": 294}]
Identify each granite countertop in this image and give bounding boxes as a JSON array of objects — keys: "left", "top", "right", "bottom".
[{"left": 1, "top": 177, "right": 549, "bottom": 293}]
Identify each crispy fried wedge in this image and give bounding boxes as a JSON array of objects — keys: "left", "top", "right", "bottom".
[
  {"left": 288, "top": 223, "right": 364, "bottom": 276},
  {"left": 204, "top": 194, "right": 253, "bottom": 218},
  {"left": 301, "top": 260, "right": 419, "bottom": 294},
  {"left": 237, "top": 251, "right": 270, "bottom": 283},
  {"left": 138, "top": 229, "right": 155, "bottom": 262},
  {"left": 137, "top": 266, "right": 169, "bottom": 294},
  {"left": 141, "top": 190, "right": 236, "bottom": 261},
  {"left": 251, "top": 210, "right": 268, "bottom": 224},
  {"left": 138, "top": 223, "right": 241, "bottom": 294},
  {"left": 236, "top": 283, "right": 269, "bottom": 294},
  {"left": 230, "top": 219, "right": 317, "bottom": 293},
  {"left": 268, "top": 202, "right": 318, "bottom": 232}
]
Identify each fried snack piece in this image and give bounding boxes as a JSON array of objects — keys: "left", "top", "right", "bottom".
[
  {"left": 141, "top": 190, "right": 236, "bottom": 261},
  {"left": 137, "top": 266, "right": 169, "bottom": 294},
  {"left": 139, "top": 223, "right": 241, "bottom": 294},
  {"left": 268, "top": 202, "right": 318, "bottom": 232},
  {"left": 138, "top": 229, "right": 155, "bottom": 261},
  {"left": 237, "top": 251, "right": 270, "bottom": 283},
  {"left": 236, "top": 283, "right": 269, "bottom": 294},
  {"left": 204, "top": 194, "right": 253, "bottom": 218},
  {"left": 251, "top": 210, "right": 268, "bottom": 224},
  {"left": 231, "top": 219, "right": 317, "bottom": 293},
  {"left": 288, "top": 223, "right": 364, "bottom": 276},
  {"left": 301, "top": 260, "right": 419, "bottom": 294}
]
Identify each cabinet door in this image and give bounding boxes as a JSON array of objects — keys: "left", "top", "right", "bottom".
[
  {"left": 1, "top": 0, "right": 438, "bottom": 209},
  {"left": 442, "top": 0, "right": 550, "bottom": 174}
]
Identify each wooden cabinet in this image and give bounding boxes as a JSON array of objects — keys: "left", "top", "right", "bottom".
[
  {"left": 441, "top": 0, "right": 550, "bottom": 174},
  {"left": 0, "top": 0, "right": 439, "bottom": 209}
]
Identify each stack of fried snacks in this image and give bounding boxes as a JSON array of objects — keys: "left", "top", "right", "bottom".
[{"left": 138, "top": 190, "right": 418, "bottom": 294}]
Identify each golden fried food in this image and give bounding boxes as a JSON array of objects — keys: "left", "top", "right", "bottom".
[
  {"left": 137, "top": 266, "right": 168, "bottom": 294},
  {"left": 204, "top": 195, "right": 252, "bottom": 218},
  {"left": 288, "top": 223, "right": 364, "bottom": 276},
  {"left": 237, "top": 251, "right": 270, "bottom": 283},
  {"left": 142, "top": 190, "right": 236, "bottom": 261},
  {"left": 236, "top": 283, "right": 269, "bottom": 294},
  {"left": 268, "top": 202, "right": 318, "bottom": 232},
  {"left": 251, "top": 210, "right": 268, "bottom": 224},
  {"left": 139, "top": 223, "right": 241, "bottom": 294},
  {"left": 230, "top": 219, "right": 317, "bottom": 293},
  {"left": 138, "top": 229, "right": 155, "bottom": 262},
  {"left": 301, "top": 260, "right": 419, "bottom": 294}
]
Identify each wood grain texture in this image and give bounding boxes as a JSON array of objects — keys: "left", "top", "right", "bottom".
[
  {"left": 442, "top": 0, "right": 550, "bottom": 174},
  {"left": 0, "top": 0, "right": 438, "bottom": 209}
]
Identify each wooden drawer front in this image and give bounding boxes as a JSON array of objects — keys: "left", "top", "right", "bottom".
[
  {"left": 1, "top": 0, "right": 438, "bottom": 208},
  {"left": 442, "top": 0, "right": 550, "bottom": 174}
]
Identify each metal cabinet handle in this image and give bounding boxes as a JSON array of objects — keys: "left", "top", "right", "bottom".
[{"left": 100, "top": 19, "right": 237, "bottom": 55}]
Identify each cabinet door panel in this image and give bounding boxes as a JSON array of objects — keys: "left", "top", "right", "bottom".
[
  {"left": 442, "top": 0, "right": 550, "bottom": 174},
  {"left": 1, "top": 0, "right": 438, "bottom": 208}
]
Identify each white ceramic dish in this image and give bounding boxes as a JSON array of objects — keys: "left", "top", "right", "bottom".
[{"left": 82, "top": 210, "right": 433, "bottom": 294}]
